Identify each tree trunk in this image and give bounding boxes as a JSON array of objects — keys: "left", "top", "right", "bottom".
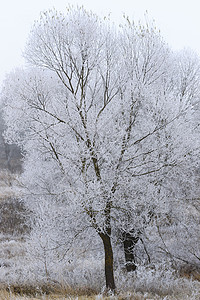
[
  {"left": 123, "top": 231, "right": 139, "bottom": 272},
  {"left": 100, "top": 233, "right": 115, "bottom": 291}
]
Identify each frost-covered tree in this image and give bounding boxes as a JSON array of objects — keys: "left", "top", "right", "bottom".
[{"left": 2, "top": 7, "right": 200, "bottom": 291}]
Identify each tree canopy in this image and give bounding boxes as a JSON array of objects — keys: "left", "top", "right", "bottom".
[{"left": 1, "top": 7, "right": 200, "bottom": 291}]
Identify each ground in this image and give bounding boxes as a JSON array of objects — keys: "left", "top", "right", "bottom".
[{"left": 0, "top": 171, "right": 200, "bottom": 300}]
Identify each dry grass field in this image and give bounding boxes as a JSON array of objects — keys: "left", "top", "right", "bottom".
[{"left": 0, "top": 290, "right": 199, "bottom": 300}]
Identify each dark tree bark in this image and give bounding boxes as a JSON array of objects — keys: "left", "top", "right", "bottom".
[
  {"left": 100, "top": 233, "right": 115, "bottom": 291},
  {"left": 123, "top": 231, "right": 139, "bottom": 272}
]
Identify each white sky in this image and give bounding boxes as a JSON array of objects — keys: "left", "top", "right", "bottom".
[{"left": 1, "top": 0, "right": 200, "bottom": 85}]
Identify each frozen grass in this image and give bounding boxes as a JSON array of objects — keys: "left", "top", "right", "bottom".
[
  {"left": 115, "top": 265, "right": 200, "bottom": 299},
  {"left": 0, "top": 236, "right": 199, "bottom": 299},
  {"left": 0, "top": 172, "right": 199, "bottom": 299},
  {"left": 0, "top": 252, "right": 199, "bottom": 299}
]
